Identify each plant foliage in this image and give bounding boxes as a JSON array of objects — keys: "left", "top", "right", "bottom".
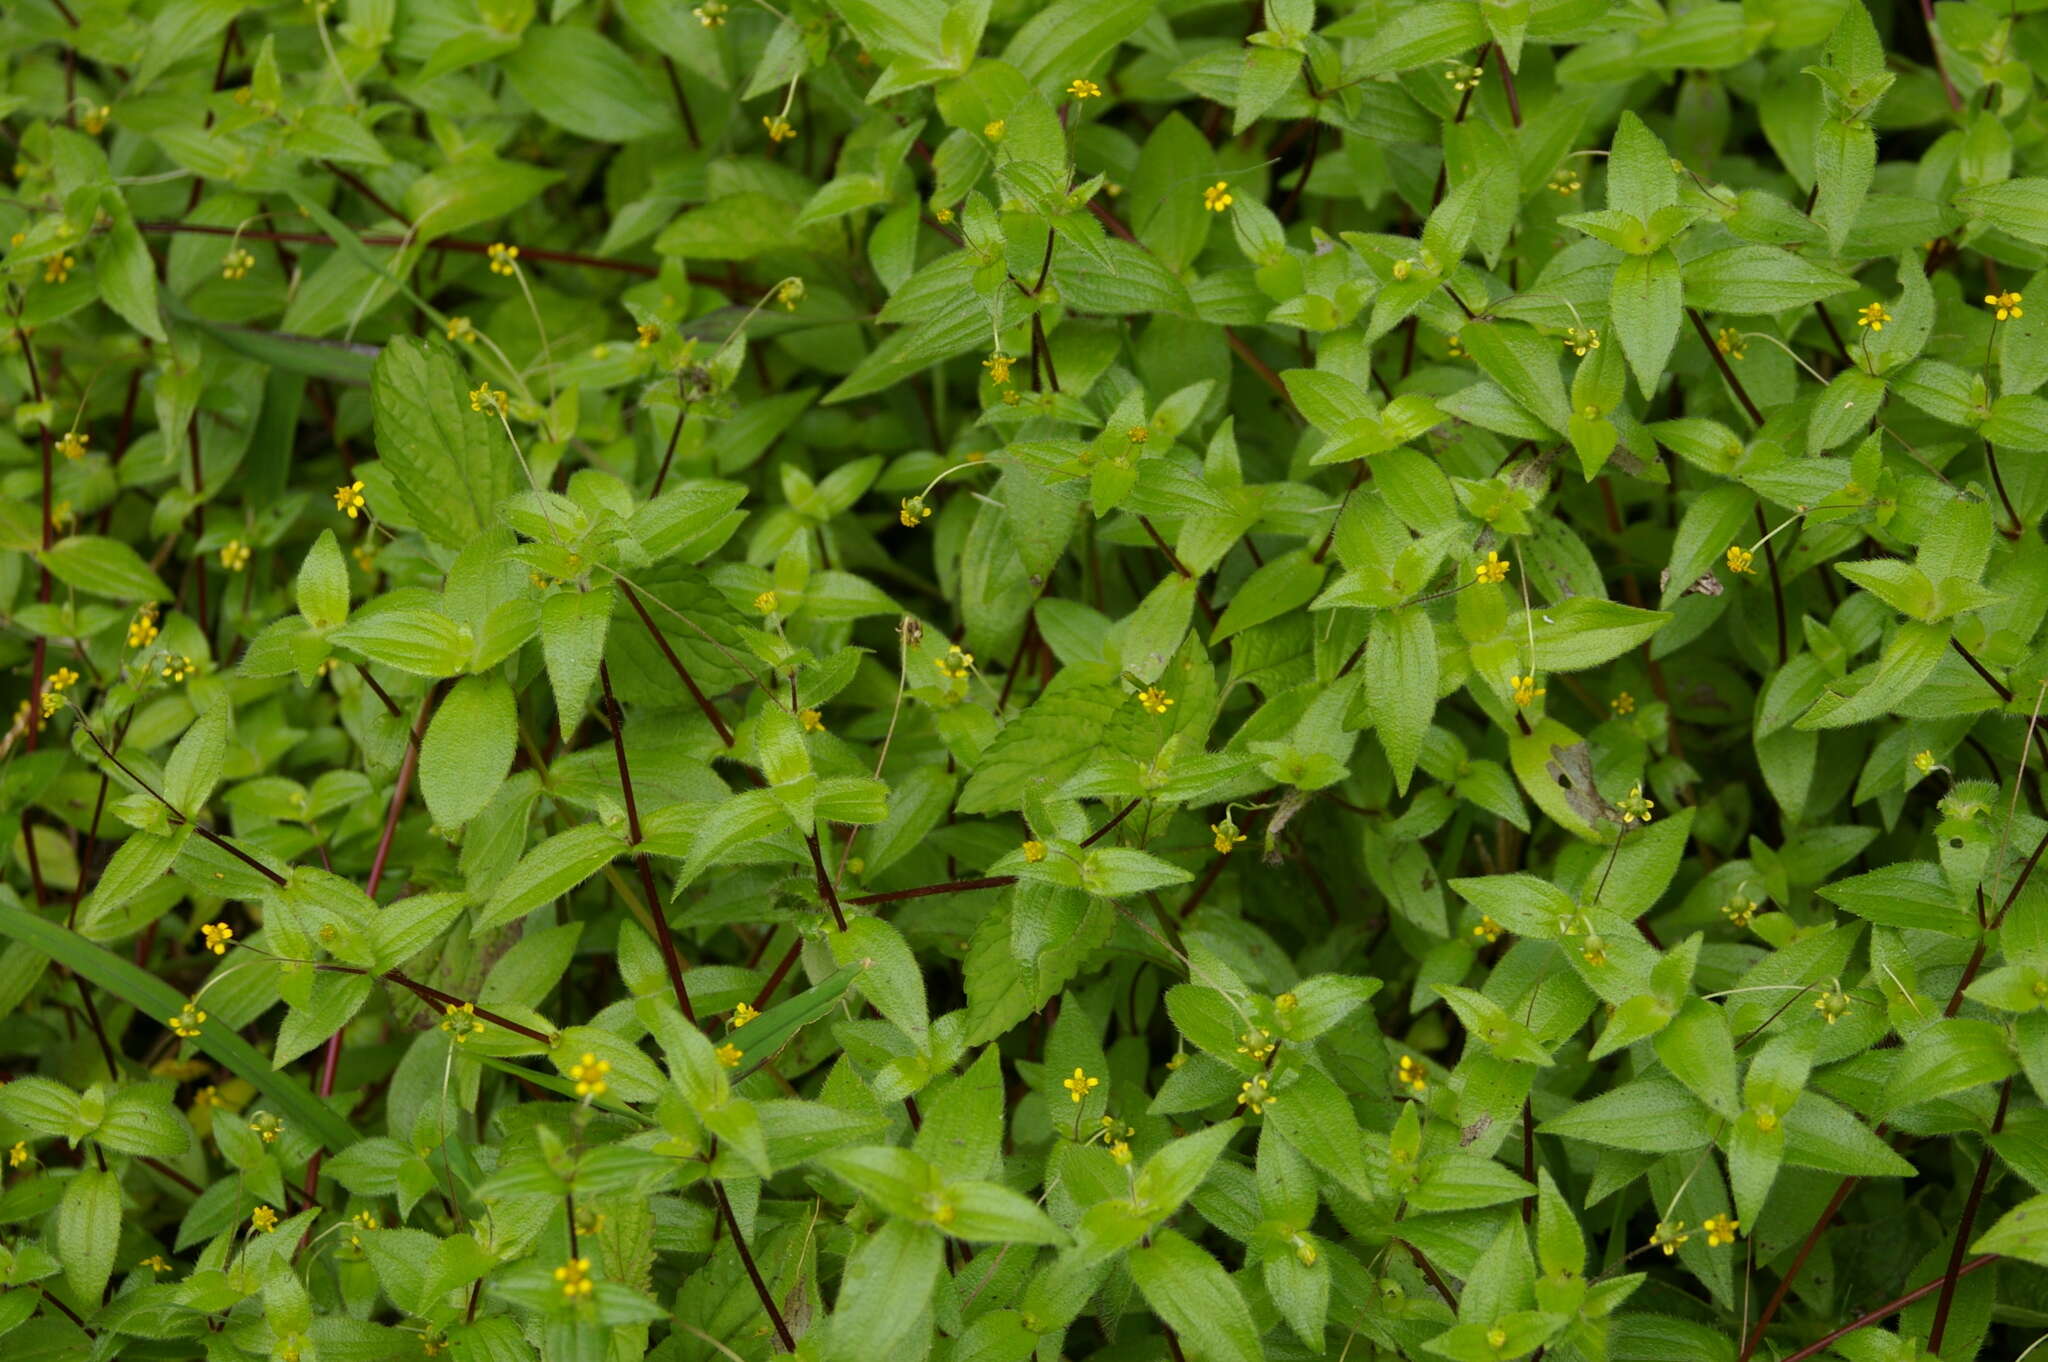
[{"left": 3, "top": 1, "right": 2048, "bottom": 1360}]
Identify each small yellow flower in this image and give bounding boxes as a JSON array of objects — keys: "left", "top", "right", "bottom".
[
  {"left": 1022, "top": 839, "right": 1047, "bottom": 863},
  {"left": 983, "top": 351, "right": 1014, "bottom": 385},
  {"left": 1617, "top": 784, "right": 1654, "bottom": 825},
  {"left": 799, "top": 707, "right": 825, "bottom": 733},
  {"left": 1580, "top": 934, "right": 1609, "bottom": 967},
  {"left": 439, "top": 1001, "right": 485, "bottom": 1043},
  {"left": 220, "top": 248, "right": 255, "bottom": 281},
  {"left": 468, "top": 384, "right": 507, "bottom": 416},
  {"left": 219, "top": 539, "right": 251, "bottom": 571},
  {"left": 39, "top": 690, "right": 61, "bottom": 720},
  {"left": 1856, "top": 302, "right": 1890, "bottom": 331},
  {"left": 1392, "top": 258, "right": 1413, "bottom": 281},
  {"left": 1649, "top": 1219, "right": 1689, "bottom": 1255},
  {"left": 1725, "top": 544, "right": 1754, "bottom": 575},
  {"left": 486, "top": 242, "right": 519, "bottom": 276},
  {"left": 1814, "top": 986, "right": 1851, "bottom": 1025},
  {"left": 1445, "top": 62, "right": 1484, "bottom": 92},
  {"left": 983, "top": 120, "right": 1006, "bottom": 141},
  {"left": 762, "top": 115, "right": 796, "bottom": 143},
  {"left": 201, "top": 922, "right": 235, "bottom": 955},
  {"left": 1563, "top": 325, "right": 1600, "bottom": 357},
  {"left": 1986, "top": 291, "right": 2024, "bottom": 322},
  {"left": 716, "top": 1042, "right": 744, "bottom": 1068},
  {"left": 1238, "top": 1075, "right": 1275, "bottom": 1114},
  {"left": 250, "top": 1206, "right": 279, "bottom": 1234},
  {"left": 48, "top": 667, "right": 78, "bottom": 693},
  {"left": 128, "top": 604, "right": 159, "bottom": 649},
  {"left": 1397, "top": 1055, "right": 1427, "bottom": 1093},
  {"left": 82, "top": 106, "right": 110, "bottom": 135},
  {"left": 1549, "top": 168, "right": 1581, "bottom": 195},
  {"left": 776, "top": 278, "right": 804, "bottom": 310},
  {"left": 635, "top": 322, "right": 660, "bottom": 349},
  {"left": 1473, "top": 915, "right": 1502, "bottom": 944},
  {"left": 1755, "top": 1105, "right": 1779, "bottom": 1132},
  {"left": 1475, "top": 551, "right": 1510, "bottom": 584},
  {"left": 568, "top": 1053, "right": 611, "bottom": 1098},
  {"left": 1611, "top": 691, "right": 1635, "bottom": 715},
  {"left": 1510, "top": 674, "right": 1544, "bottom": 707},
  {"left": 553, "top": 1256, "right": 595, "bottom": 1300},
  {"left": 1062, "top": 1067, "right": 1099, "bottom": 1103},
  {"left": 1109, "top": 1139, "right": 1132, "bottom": 1165},
  {"left": 248, "top": 1112, "right": 283, "bottom": 1144},
  {"left": 446, "top": 316, "right": 476, "bottom": 343},
  {"left": 1211, "top": 820, "right": 1247, "bottom": 855},
  {"left": 1275, "top": 992, "right": 1297, "bottom": 1012},
  {"left": 1138, "top": 686, "right": 1174, "bottom": 715},
  {"left": 934, "top": 645, "right": 974, "bottom": 679},
  {"left": 1488, "top": 1328, "right": 1508, "bottom": 1351},
  {"left": 8, "top": 1142, "right": 28, "bottom": 1167},
  {"left": 334, "top": 480, "right": 367, "bottom": 518},
  {"left": 140, "top": 1254, "right": 171, "bottom": 1273},
  {"left": 168, "top": 1001, "right": 206, "bottom": 1038},
  {"left": 934, "top": 206, "right": 954, "bottom": 223},
  {"left": 1237, "top": 1028, "right": 1276, "bottom": 1061},
  {"left": 1912, "top": 749, "right": 1936, "bottom": 774},
  {"left": 1703, "top": 1213, "right": 1739, "bottom": 1247},
  {"left": 1723, "top": 896, "right": 1759, "bottom": 928},
  {"left": 192, "top": 1085, "right": 218, "bottom": 1109},
  {"left": 57, "top": 430, "right": 89, "bottom": 460},
  {"left": 1202, "top": 181, "right": 1233, "bottom": 213},
  {"left": 352, "top": 546, "right": 376, "bottom": 574},
  {"left": 899, "top": 495, "right": 932, "bottom": 528},
  {"left": 44, "top": 254, "right": 75, "bottom": 284},
  {"left": 1447, "top": 332, "right": 1465, "bottom": 358},
  {"left": 731, "top": 1002, "right": 759, "bottom": 1028},
  {"left": 1166, "top": 1051, "right": 1186, "bottom": 1070},
  {"left": 694, "top": 0, "right": 727, "bottom": 24},
  {"left": 1715, "top": 328, "right": 1746, "bottom": 361},
  {"left": 1125, "top": 425, "right": 1150, "bottom": 447},
  {"left": 160, "top": 654, "right": 195, "bottom": 683},
  {"left": 1067, "top": 79, "right": 1102, "bottom": 100},
  {"left": 14, "top": 698, "right": 44, "bottom": 735}
]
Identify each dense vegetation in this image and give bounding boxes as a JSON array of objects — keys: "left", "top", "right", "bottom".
[{"left": 4, "top": 1, "right": 2048, "bottom": 1360}]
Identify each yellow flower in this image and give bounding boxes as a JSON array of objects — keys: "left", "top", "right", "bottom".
[
  {"left": 1703, "top": 1213, "right": 1739, "bottom": 1247},
  {"left": 934, "top": 206, "right": 954, "bottom": 223},
  {"left": 1986, "top": 291, "right": 2024, "bottom": 322},
  {"left": 1814, "top": 987, "right": 1851, "bottom": 1025},
  {"left": 1617, "top": 784, "right": 1655, "bottom": 825},
  {"left": 983, "top": 351, "right": 1014, "bottom": 385},
  {"left": 1238, "top": 1075, "right": 1274, "bottom": 1114},
  {"left": 1473, "top": 915, "right": 1502, "bottom": 944},
  {"left": 439, "top": 1001, "right": 485, "bottom": 1043},
  {"left": 983, "top": 120, "right": 1006, "bottom": 141},
  {"left": 1236, "top": 1028, "right": 1275, "bottom": 1061},
  {"left": 1912, "top": 749, "right": 1936, "bottom": 774},
  {"left": 1580, "top": 934, "right": 1609, "bottom": 967},
  {"left": 219, "top": 539, "right": 251, "bottom": 571},
  {"left": 248, "top": 1112, "right": 283, "bottom": 1144},
  {"left": 140, "top": 1254, "right": 171, "bottom": 1273},
  {"left": 934, "top": 645, "right": 974, "bottom": 679},
  {"left": 1166, "top": 1051, "right": 1186, "bottom": 1070},
  {"left": 1725, "top": 544, "right": 1754, "bottom": 575},
  {"left": 1445, "top": 62, "right": 1484, "bottom": 92},
  {"left": 1138, "top": 686, "right": 1174, "bottom": 715},
  {"left": 1392, "top": 258, "right": 1413, "bottom": 281},
  {"left": 220, "top": 248, "right": 255, "bottom": 280},
  {"left": 160, "top": 654, "right": 194, "bottom": 683},
  {"left": 1447, "top": 332, "right": 1465, "bottom": 358},
  {"left": 1856, "top": 302, "right": 1890, "bottom": 331},
  {"left": 251, "top": 1206, "right": 279, "bottom": 1233},
  {"left": 635, "top": 322, "right": 660, "bottom": 349},
  {"left": 1715, "top": 328, "right": 1745, "bottom": 361},
  {"left": 762, "top": 115, "right": 797, "bottom": 143},
  {"left": 694, "top": 0, "right": 727, "bottom": 24},
  {"left": 1475, "top": 551, "right": 1510, "bottom": 584},
  {"left": 553, "top": 1257, "right": 595, "bottom": 1300},
  {"left": 1275, "top": 992, "right": 1297, "bottom": 1012},
  {"left": 1109, "top": 1139, "right": 1131, "bottom": 1165},
  {"left": 446, "top": 316, "right": 476, "bottom": 343},
  {"left": 1755, "top": 1105, "right": 1779, "bottom": 1132},
  {"left": 568, "top": 1053, "right": 611, "bottom": 1098},
  {"left": 352, "top": 546, "right": 376, "bottom": 574},
  {"left": 900, "top": 496, "right": 932, "bottom": 528},
  {"left": 192, "top": 1085, "right": 218, "bottom": 1109},
  {"left": 8, "top": 1142, "right": 27, "bottom": 1167},
  {"left": 1649, "top": 1219, "right": 1688, "bottom": 1255},
  {"left": 487, "top": 242, "right": 519, "bottom": 276},
  {"left": 82, "top": 106, "right": 110, "bottom": 135},
  {"left": 1211, "top": 820, "right": 1246, "bottom": 855},
  {"left": 1487, "top": 1328, "right": 1508, "bottom": 1350},
  {"left": 1722, "top": 896, "right": 1758, "bottom": 928},
  {"left": 716, "top": 1042, "right": 744, "bottom": 1068},
  {"left": 48, "top": 667, "right": 78, "bottom": 693},
  {"left": 57, "top": 430, "right": 89, "bottom": 460},
  {"left": 1126, "top": 425, "right": 1149, "bottom": 446},
  {"left": 1202, "top": 181, "right": 1233, "bottom": 213},
  {"left": 468, "top": 384, "right": 507, "bottom": 416},
  {"left": 44, "top": 254, "right": 75, "bottom": 283},
  {"left": 202, "top": 922, "right": 235, "bottom": 955},
  {"left": 1548, "top": 169, "right": 1581, "bottom": 195},
  {"left": 731, "top": 1002, "right": 758, "bottom": 1028},
  {"left": 799, "top": 707, "right": 825, "bottom": 733},
  {"left": 168, "top": 1001, "right": 206, "bottom": 1038},
  {"left": 1611, "top": 691, "right": 1635, "bottom": 715},
  {"left": 1067, "top": 78, "right": 1102, "bottom": 100},
  {"left": 1563, "top": 325, "right": 1600, "bottom": 356},
  {"left": 1510, "top": 674, "right": 1544, "bottom": 707},
  {"left": 128, "top": 604, "right": 159, "bottom": 649},
  {"left": 776, "top": 278, "right": 804, "bottom": 310},
  {"left": 1397, "top": 1055, "right": 1427, "bottom": 1093},
  {"left": 1062, "top": 1067, "right": 1099, "bottom": 1103},
  {"left": 334, "top": 480, "right": 367, "bottom": 518},
  {"left": 1022, "top": 839, "right": 1047, "bottom": 863},
  {"left": 38, "top": 690, "right": 61, "bottom": 720}
]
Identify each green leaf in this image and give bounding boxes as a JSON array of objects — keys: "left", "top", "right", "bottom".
[
  {"left": 1610, "top": 249, "right": 1682, "bottom": 397},
  {"left": 164, "top": 697, "right": 231, "bottom": 817},
  {"left": 1365, "top": 605, "right": 1437, "bottom": 794},
  {"left": 477, "top": 824, "right": 623, "bottom": 930},
  {"left": 40, "top": 534, "right": 173, "bottom": 601},
  {"left": 540, "top": 587, "right": 612, "bottom": 739},
  {"left": 500, "top": 27, "right": 674, "bottom": 141},
  {"left": 1128, "top": 1230, "right": 1262, "bottom": 1362},
  {"left": 370, "top": 337, "right": 520, "bottom": 552},
  {"left": 419, "top": 675, "right": 517, "bottom": 831},
  {"left": 1460, "top": 320, "right": 1572, "bottom": 435},
  {"left": 1682, "top": 245, "right": 1857, "bottom": 313},
  {"left": 295, "top": 530, "right": 350, "bottom": 630},
  {"left": 59, "top": 1168, "right": 120, "bottom": 1305}
]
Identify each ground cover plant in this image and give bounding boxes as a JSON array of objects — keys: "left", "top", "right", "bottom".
[{"left": 4, "top": 0, "right": 2048, "bottom": 1359}]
